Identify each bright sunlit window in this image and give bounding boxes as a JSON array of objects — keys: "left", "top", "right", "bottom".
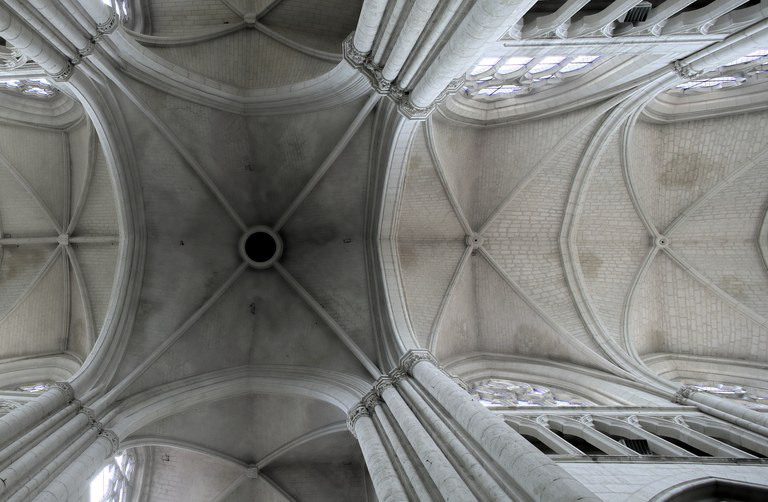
[
  {"left": 674, "top": 50, "right": 768, "bottom": 93},
  {"left": 0, "top": 78, "right": 56, "bottom": 98},
  {"left": 470, "top": 379, "right": 593, "bottom": 408},
  {"left": 90, "top": 452, "right": 134, "bottom": 502},
  {"left": 464, "top": 55, "right": 602, "bottom": 99}
]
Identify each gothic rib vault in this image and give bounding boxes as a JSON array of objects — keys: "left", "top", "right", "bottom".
[{"left": 0, "top": 0, "right": 767, "bottom": 501}]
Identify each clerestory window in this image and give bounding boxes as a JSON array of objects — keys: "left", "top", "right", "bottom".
[
  {"left": 470, "top": 379, "right": 593, "bottom": 407},
  {"left": 0, "top": 78, "right": 57, "bottom": 98},
  {"left": 674, "top": 50, "right": 768, "bottom": 92},
  {"left": 463, "top": 55, "right": 602, "bottom": 99}
]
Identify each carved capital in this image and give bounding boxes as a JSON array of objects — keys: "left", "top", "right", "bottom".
[
  {"left": 51, "top": 61, "right": 74, "bottom": 82},
  {"left": 346, "top": 404, "right": 370, "bottom": 436},
  {"left": 673, "top": 385, "right": 700, "bottom": 404},
  {"left": 99, "top": 429, "right": 120, "bottom": 455},
  {"left": 97, "top": 11, "right": 119, "bottom": 34},
  {"left": 399, "top": 350, "right": 437, "bottom": 376},
  {"left": 373, "top": 377, "right": 393, "bottom": 397},
  {"left": 78, "top": 40, "right": 95, "bottom": 57},
  {"left": 389, "top": 368, "right": 406, "bottom": 385},
  {"left": 342, "top": 34, "right": 367, "bottom": 68},
  {"left": 672, "top": 60, "right": 702, "bottom": 80},
  {"left": 79, "top": 406, "right": 101, "bottom": 429},
  {"left": 363, "top": 390, "right": 381, "bottom": 412},
  {"left": 52, "top": 381, "right": 75, "bottom": 402}
]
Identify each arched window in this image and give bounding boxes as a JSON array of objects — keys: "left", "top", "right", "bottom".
[
  {"left": 469, "top": 379, "right": 593, "bottom": 407},
  {"left": 90, "top": 451, "right": 135, "bottom": 502},
  {"left": 463, "top": 55, "right": 602, "bottom": 99},
  {"left": 673, "top": 50, "right": 768, "bottom": 93}
]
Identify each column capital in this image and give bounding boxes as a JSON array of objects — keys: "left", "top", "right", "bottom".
[
  {"left": 346, "top": 403, "right": 370, "bottom": 436},
  {"left": 51, "top": 61, "right": 74, "bottom": 82},
  {"left": 52, "top": 381, "right": 75, "bottom": 402},
  {"left": 399, "top": 349, "right": 438, "bottom": 376},
  {"left": 99, "top": 429, "right": 120, "bottom": 455},
  {"left": 97, "top": 10, "right": 119, "bottom": 34},
  {"left": 373, "top": 376, "right": 394, "bottom": 396}
]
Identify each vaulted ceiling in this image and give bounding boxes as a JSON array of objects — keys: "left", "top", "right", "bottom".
[{"left": 1, "top": 0, "right": 768, "bottom": 500}]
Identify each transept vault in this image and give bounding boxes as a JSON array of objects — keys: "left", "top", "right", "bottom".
[{"left": 0, "top": 0, "right": 767, "bottom": 501}]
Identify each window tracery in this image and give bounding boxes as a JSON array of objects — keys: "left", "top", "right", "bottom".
[
  {"left": 673, "top": 50, "right": 768, "bottom": 93},
  {"left": 90, "top": 452, "right": 135, "bottom": 502},
  {"left": 470, "top": 379, "right": 593, "bottom": 408},
  {"left": 0, "top": 78, "right": 57, "bottom": 98},
  {"left": 463, "top": 55, "right": 602, "bottom": 99}
]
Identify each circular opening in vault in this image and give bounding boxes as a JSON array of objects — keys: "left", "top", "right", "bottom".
[
  {"left": 245, "top": 232, "right": 276, "bottom": 263},
  {"left": 239, "top": 226, "right": 283, "bottom": 269}
]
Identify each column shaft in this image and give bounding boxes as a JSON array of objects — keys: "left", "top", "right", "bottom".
[
  {"left": 374, "top": 403, "right": 435, "bottom": 500},
  {"left": 0, "top": 386, "right": 71, "bottom": 450},
  {"left": 381, "top": 0, "right": 440, "bottom": 82},
  {"left": 411, "top": 360, "right": 601, "bottom": 502},
  {"left": 353, "top": 0, "right": 389, "bottom": 54},
  {"left": 398, "top": 379, "right": 510, "bottom": 501},
  {"left": 0, "top": 413, "right": 90, "bottom": 497},
  {"left": 381, "top": 386, "right": 476, "bottom": 501},
  {"left": 7, "top": 426, "right": 99, "bottom": 502},
  {"left": 0, "top": 5, "right": 69, "bottom": 76},
  {"left": 33, "top": 434, "right": 114, "bottom": 502},
  {"left": 354, "top": 415, "right": 409, "bottom": 502}
]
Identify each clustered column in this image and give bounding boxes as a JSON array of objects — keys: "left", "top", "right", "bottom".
[
  {"left": 0, "top": 383, "right": 119, "bottom": 501},
  {"left": 349, "top": 350, "right": 601, "bottom": 502}
]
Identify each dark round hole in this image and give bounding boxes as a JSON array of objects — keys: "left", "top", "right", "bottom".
[{"left": 244, "top": 232, "right": 277, "bottom": 263}]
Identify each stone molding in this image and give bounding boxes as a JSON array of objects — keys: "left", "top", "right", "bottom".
[
  {"left": 245, "top": 466, "right": 259, "bottom": 479},
  {"left": 52, "top": 381, "right": 75, "bottom": 402}
]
